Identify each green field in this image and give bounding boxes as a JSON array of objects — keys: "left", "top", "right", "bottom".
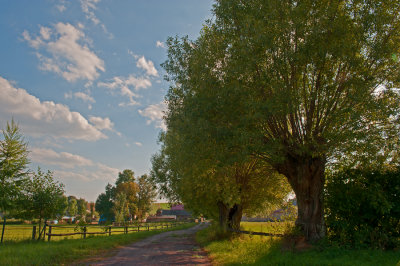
[
  {"left": 197, "top": 222, "right": 400, "bottom": 266},
  {"left": 0, "top": 222, "right": 183, "bottom": 242}
]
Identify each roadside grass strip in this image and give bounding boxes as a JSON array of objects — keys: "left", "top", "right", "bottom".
[{"left": 196, "top": 222, "right": 400, "bottom": 266}]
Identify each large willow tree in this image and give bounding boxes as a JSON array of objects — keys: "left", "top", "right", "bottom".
[{"left": 161, "top": 0, "right": 400, "bottom": 241}]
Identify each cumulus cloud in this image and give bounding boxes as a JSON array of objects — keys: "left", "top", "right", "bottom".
[
  {"left": 138, "top": 102, "right": 167, "bottom": 131},
  {"left": 65, "top": 91, "right": 95, "bottom": 109},
  {"left": 65, "top": 91, "right": 95, "bottom": 103},
  {"left": 136, "top": 56, "right": 158, "bottom": 77},
  {"left": 98, "top": 75, "right": 151, "bottom": 106},
  {"left": 134, "top": 142, "right": 143, "bottom": 147},
  {"left": 89, "top": 116, "right": 113, "bottom": 131},
  {"left": 156, "top": 41, "right": 165, "bottom": 48},
  {"left": 31, "top": 148, "right": 94, "bottom": 169},
  {"left": 23, "top": 23, "right": 105, "bottom": 82},
  {"left": 0, "top": 76, "right": 106, "bottom": 141}
]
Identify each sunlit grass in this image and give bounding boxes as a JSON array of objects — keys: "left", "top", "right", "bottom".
[
  {"left": 197, "top": 222, "right": 400, "bottom": 265},
  {"left": 0, "top": 222, "right": 195, "bottom": 265}
]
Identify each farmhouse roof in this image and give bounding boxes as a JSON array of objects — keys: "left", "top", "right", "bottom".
[{"left": 161, "top": 209, "right": 191, "bottom": 216}]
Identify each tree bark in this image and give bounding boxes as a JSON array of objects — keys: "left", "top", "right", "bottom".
[
  {"left": 228, "top": 204, "right": 243, "bottom": 231},
  {"left": 217, "top": 201, "right": 229, "bottom": 232},
  {"left": 277, "top": 155, "right": 326, "bottom": 242},
  {"left": 1, "top": 216, "right": 6, "bottom": 244}
]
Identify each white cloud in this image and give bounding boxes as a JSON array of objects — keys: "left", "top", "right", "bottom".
[
  {"left": 136, "top": 56, "right": 158, "bottom": 77},
  {"left": 134, "top": 142, "right": 143, "bottom": 147},
  {"left": 56, "top": 4, "right": 66, "bottom": 12},
  {"left": 80, "top": 0, "right": 101, "bottom": 25},
  {"left": 98, "top": 75, "right": 151, "bottom": 106},
  {"left": 89, "top": 116, "right": 113, "bottom": 131},
  {"left": 138, "top": 102, "right": 167, "bottom": 131},
  {"left": 56, "top": 0, "right": 67, "bottom": 12},
  {"left": 80, "top": 0, "right": 113, "bottom": 39},
  {"left": 0, "top": 76, "right": 106, "bottom": 141},
  {"left": 65, "top": 91, "right": 95, "bottom": 104},
  {"left": 55, "top": 162, "right": 118, "bottom": 182},
  {"left": 31, "top": 148, "right": 94, "bottom": 169},
  {"left": 23, "top": 23, "right": 105, "bottom": 82},
  {"left": 156, "top": 41, "right": 165, "bottom": 48}
]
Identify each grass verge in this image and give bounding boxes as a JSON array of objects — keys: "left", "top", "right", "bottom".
[
  {"left": 196, "top": 222, "right": 400, "bottom": 265},
  {"left": 0, "top": 222, "right": 195, "bottom": 266}
]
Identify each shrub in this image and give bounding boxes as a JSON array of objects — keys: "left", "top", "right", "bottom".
[{"left": 325, "top": 167, "right": 400, "bottom": 249}]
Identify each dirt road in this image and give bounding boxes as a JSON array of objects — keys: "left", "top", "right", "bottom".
[{"left": 85, "top": 223, "right": 211, "bottom": 266}]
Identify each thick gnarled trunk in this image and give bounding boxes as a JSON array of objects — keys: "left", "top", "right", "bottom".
[
  {"left": 277, "top": 156, "right": 326, "bottom": 242},
  {"left": 217, "top": 201, "right": 243, "bottom": 232}
]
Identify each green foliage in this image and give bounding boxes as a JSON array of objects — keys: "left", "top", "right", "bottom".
[
  {"left": 77, "top": 198, "right": 88, "bottom": 222},
  {"left": 115, "top": 169, "right": 135, "bottom": 186},
  {"left": 113, "top": 193, "right": 129, "bottom": 224},
  {"left": 0, "top": 120, "right": 29, "bottom": 217},
  {"left": 22, "top": 168, "right": 65, "bottom": 234},
  {"left": 160, "top": 0, "right": 400, "bottom": 240},
  {"left": 95, "top": 183, "right": 114, "bottom": 222},
  {"left": 67, "top": 197, "right": 78, "bottom": 217},
  {"left": 136, "top": 174, "right": 157, "bottom": 221},
  {"left": 325, "top": 167, "right": 400, "bottom": 249}
]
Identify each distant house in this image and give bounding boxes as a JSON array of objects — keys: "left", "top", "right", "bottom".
[
  {"left": 146, "top": 215, "right": 176, "bottom": 222},
  {"left": 160, "top": 209, "right": 192, "bottom": 221},
  {"left": 171, "top": 204, "right": 185, "bottom": 211}
]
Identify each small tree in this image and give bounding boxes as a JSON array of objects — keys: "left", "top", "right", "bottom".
[
  {"left": 95, "top": 183, "right": 114, "bottom": 222},
  {"left": 0, "top": 120, "right": 29, "bottom": 243},
  {"left": 136, "top": 174, "right": 157, "bottom": 221},
  {"left": 77, "top": 198, "right": 88, "bottom": 222},
  {"left": 113, "top": 193, "right": 129, "bottom": 224},
  {"left": 67, "top": 197, "right": 78, "bottom": 219},
  {"left": 24, "top": 168, "right": 65, "bottom": 238}
]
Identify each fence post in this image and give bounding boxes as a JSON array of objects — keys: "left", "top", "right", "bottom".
[
  {"left": 83, "top": 226, "right": 87, "bottom": 239},
  {"left": 1, "top": 216, "right": 6, "bottom": 244},
  {"left": 32, "top": 225, "right": 37, "bottom": 240},
  {"left": 137, "top": 225, "right": 140, "bottom": 232},
  {"left": 42, "top": 223, "right": 47, "bottom": 240},
  {"left": 109, "top": 226, "right": 112, "bottom": 236},
  {"left": 48, "top": 225, "right": 52, "bottom": 242},
  {"left": 147, "top": 225, "right": 149, "bottom": 231}
]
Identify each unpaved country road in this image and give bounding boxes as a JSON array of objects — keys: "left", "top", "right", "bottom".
[{"left": 85, "top": 223, "right": 211, "bottom": 266}]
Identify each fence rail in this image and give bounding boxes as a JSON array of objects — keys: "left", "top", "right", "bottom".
[
  {"left": 228, "top": 228, "right": 284, "bottom": 237},
  {"left": 0, "top": 221, "right": 188, "bottom": 243}
]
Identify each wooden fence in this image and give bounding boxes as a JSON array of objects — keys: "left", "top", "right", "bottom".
[
  {"left": 228, "top": 228, "right": 284, "bottom": 237},
  {"left": 0, "top": 221, "right": 187, "bottom": 243}
]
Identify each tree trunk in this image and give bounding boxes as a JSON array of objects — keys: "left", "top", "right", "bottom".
[
  {"left": 1, "top": 216, "right": 6, "bottom": 244},
  {"left": 217, "top": 201, "right": 229, "bottom": 232},
  {"left": 277, "top": 156, "right": 326, "bottom": 242},
  {"left": 228, "top": 204, "right": 243, "bottom": 231}
]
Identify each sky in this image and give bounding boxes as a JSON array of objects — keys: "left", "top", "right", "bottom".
[{"left": 0, "top": 0, "right": 214, "bottom": 202}]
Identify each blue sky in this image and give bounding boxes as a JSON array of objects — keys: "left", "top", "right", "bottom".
[{"left": 0, "top": 0, "right": 214, "bottom": 201}]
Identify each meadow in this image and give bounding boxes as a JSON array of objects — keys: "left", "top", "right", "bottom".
[
  {"left": 0, "top": 222, "right": 196, "bottom": 265},
  {"left": 196, "top": 222, "right": 400, "bottom": 266}
]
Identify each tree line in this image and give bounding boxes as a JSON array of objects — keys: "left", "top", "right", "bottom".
[
  {"left": 95, "top": 169, "right": 157, "bottom": 224},
  {"left": 150, "top": 0, "right": 400, "bottom": 246}
]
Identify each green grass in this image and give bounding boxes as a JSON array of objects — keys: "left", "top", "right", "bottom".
[
  {"left": 1, "top": 222, "right": 180, "bottom": 242},
  {"left": 196, "top": 222, "right": 400, "bottom": 265},
  {"left": 149, "top": 202, "right": 171, "bottom": 215},
  {"left": 0, "top": 222, "right": 195, "bottom": 265}
]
